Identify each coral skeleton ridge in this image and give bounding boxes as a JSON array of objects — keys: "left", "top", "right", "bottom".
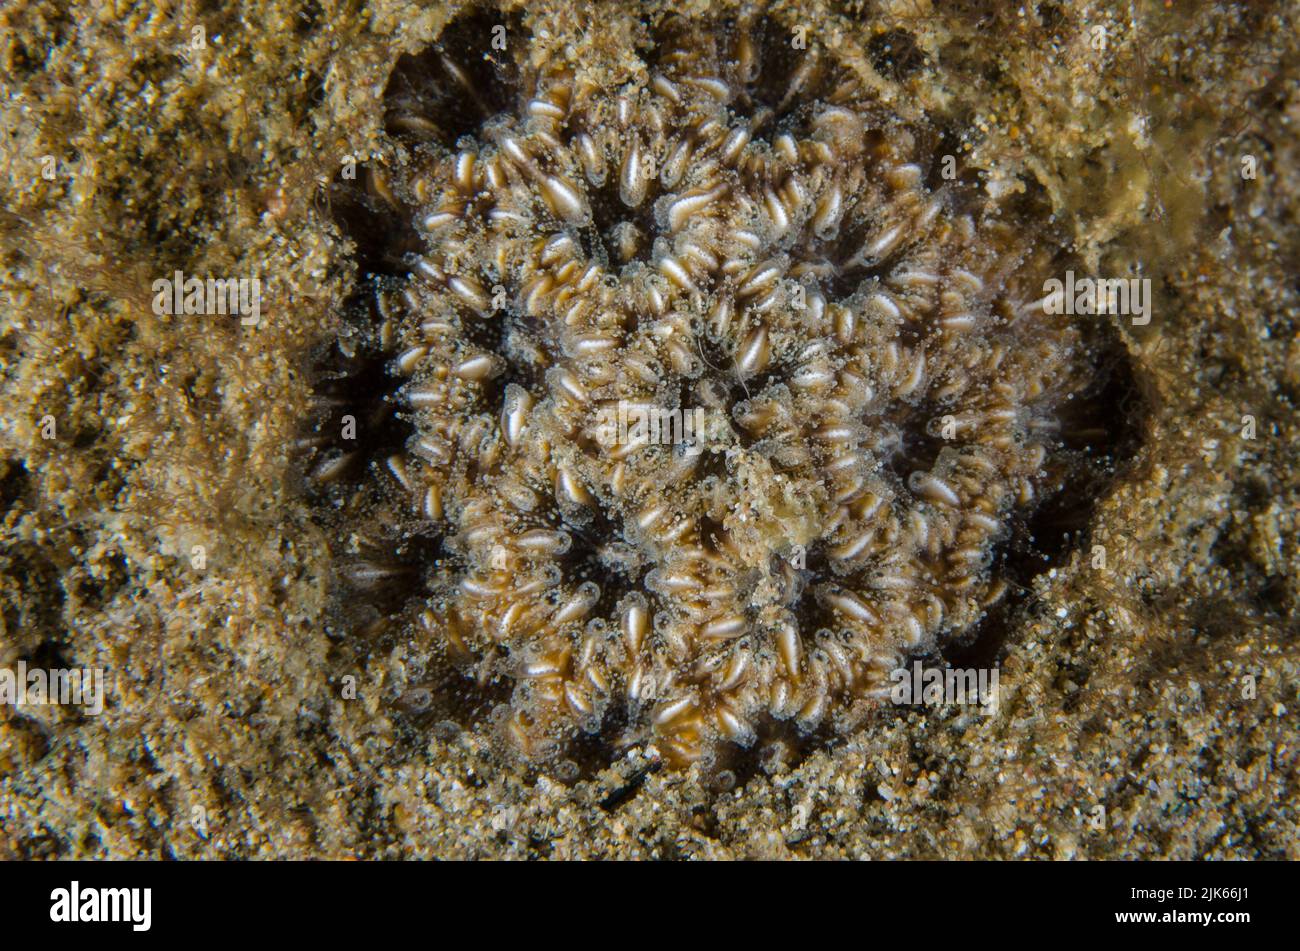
[{"left": 318, "top": 8, "right": 1106, "bottom": 768}]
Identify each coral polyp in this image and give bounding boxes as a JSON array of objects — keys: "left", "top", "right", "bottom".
[{"left": 322, "top": 6, "right": 1116, "bottom": 769}]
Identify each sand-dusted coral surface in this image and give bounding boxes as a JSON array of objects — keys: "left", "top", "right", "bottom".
[{"left": 0, "top": 0, "right": 1296, "bottom": 858}]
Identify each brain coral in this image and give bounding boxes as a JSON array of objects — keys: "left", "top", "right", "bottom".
[{"left": 311, "top": 6, "right": 1129, "bottom": 769}]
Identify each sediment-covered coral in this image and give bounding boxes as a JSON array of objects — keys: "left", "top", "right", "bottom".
[{"left": 317, "top": 6, "right": 1120, "bottom": 767}]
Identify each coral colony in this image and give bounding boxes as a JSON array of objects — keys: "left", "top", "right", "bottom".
[{"left": 313, "top": 10, "right": 1112, "bottom": 768}]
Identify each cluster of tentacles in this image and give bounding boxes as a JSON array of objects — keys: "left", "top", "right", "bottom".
[{"left": 310, "top": 6, "right": 1118, "bottom": 768}]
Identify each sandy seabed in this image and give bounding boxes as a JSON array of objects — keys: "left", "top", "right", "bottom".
[{"left": 0, "top": 0, "right": 1296, "bottom": 859}]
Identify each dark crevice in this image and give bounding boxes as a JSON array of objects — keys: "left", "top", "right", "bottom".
[
  {"left": 327, "top": 168, "right": 421, "bottom": 280},
  {"left": 300, "top": 313, "right": 408, "bottom": 503},
  {"left": 0, "top": 458, "right": 31, "bottom": 510},
  {"left": 944, "top": 558, "right": 1022, "bottom": 670},
  {"left": 1022, "top": 329, "right": 1146, "bottom": 566},
  {"left": 922, "top": 124, "right": 981, "bottom": 193},
  {"left": 748, "top": 18, "right": 813, "bottom": 121},
  {"left": 868, "top": 29, "right": 927, "bottom": 80},
  {"left": 383, "top": 8, "right": 526, "bottom": 148},
  {"left": 879, "top": 401, "right": 950, "bottom": 488},
  {"left": 947, "top": 330, "right": 1146, "bottom": 669},
  {"left": 584, "top": 181, "right": 661, "bottom": 269},
  {"left": 392, "top": 667, "right": 511, "bottom": 737}
]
